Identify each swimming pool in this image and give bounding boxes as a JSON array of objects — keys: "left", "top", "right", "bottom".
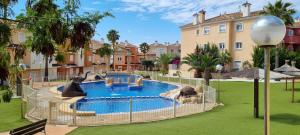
[{"left": 60, "top": 74, "right": 179, "bottom": 114}]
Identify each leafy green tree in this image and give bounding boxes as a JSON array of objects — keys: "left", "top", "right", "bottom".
[
  {"left": 141, "top": 60, "right": 154, "bottom": 71},
  {"left": 18, "top": 0, "right": 111, "bottom": 81},
  {"left": 107, "top": 29, "right": 120, "bottom": 71},
  {"left": 55, "top": 52, "right": 65, "bottom": 64},
  {"left": 96, "top": 43, "right": 112, "bottom": 71}
]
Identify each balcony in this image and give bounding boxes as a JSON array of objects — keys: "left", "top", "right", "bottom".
[{"left": 284, "top": 35, "right": 300, "bottom": 44}]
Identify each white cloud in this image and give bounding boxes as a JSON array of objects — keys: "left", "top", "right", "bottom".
[{"left": 117, "top": 0, "right": 300, "bottom": 24}]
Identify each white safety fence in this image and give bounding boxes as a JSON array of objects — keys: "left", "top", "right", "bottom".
[{"left": 23, "top": 72, "right": 217, "bottom": 126}]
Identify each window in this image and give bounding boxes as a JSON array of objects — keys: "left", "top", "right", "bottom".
[
  {"left": 171, "top": 49, "right": 174, "bottom": 53},
  {"left": 235, "top": 23, "right": 243, "bottom": 32},
  {"left": 288, "top": 29, "right": 294, "bottom": 36},
  {"left": 196, "top": 29, "right": 200, "bottom": 36},
  {"left": 18, "top": 32, "right": 26, "bottom": 42},
  {"left": 235, "top": 42, "right": 242, "bottom": 49},
  {"left": 203, "top": 26, "right": 210, "bottom": 35},
  {"left": 219, "top": 24, "right": 226, "bottom": 33},
  {"left": 233, "top": 61, "right": 242, "bottom": 70},
  {"left": 219, "top": 43, "right": 225, "bottom": 49},
  {"left": 70, "top": 55, "right": 74, "bottom": 61}
]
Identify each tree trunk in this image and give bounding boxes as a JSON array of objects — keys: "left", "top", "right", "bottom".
[
  {"left": 204, "top": 68, "right": 210, "bottom": 86},
  {"left": 44, "top": 56, "right": 49, "bottom": 82},
  {"left": 106, "top": 56, "right": 110, "bottom": 71},
  {"left": 275, "top": 47, "right": 279, "bottom": 68},
  {"left": 4, "top": 6, "right": 8, "bottom": 19},
  {"left": 194, "top": 69, "right": 201, "bottom": 78}
]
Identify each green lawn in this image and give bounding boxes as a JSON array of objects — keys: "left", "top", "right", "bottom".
[
  {"left": 0, "top": 99, "right": 30, "bottom": 132},
  {"left": 69, "top": 82, "right": 300, "bottom": 135}
]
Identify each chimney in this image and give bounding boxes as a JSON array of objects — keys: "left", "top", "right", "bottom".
[
  {"left": 198, "top": 10, "right": 206, "bottom": 23},
  {"left": 193, "top": 13, "right": 199, "bottom": 25},
  {"left": 241, "top": 1, "right": 251, "bottom": 17}
]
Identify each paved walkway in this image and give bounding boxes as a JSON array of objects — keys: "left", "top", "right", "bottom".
[{"left": 0, "top": 125, "right": 77, "bottom": 135}]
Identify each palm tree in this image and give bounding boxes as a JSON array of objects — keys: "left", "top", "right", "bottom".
[
  {"left": 139, "top": 42, "right": 150, "bottom": 60},
  {"left": 0, "top": 0, "right": 18, "bottom": 19},
  {"left": 183, "top": 43, "right": 220, "bottom": 85},
  {"left": 263, "top": 0, "right": 296, "bottom": 68},
  {"left": 107, "top": 29, "right": 120, "bottom": 71},
  {"left": 96, "top": 43, "right": 112, "bottom": 71},
  {"left": 156, "top": 53, "right": 173, "bottom": 74},
  {"left": 200, "top": 54, "right": 219, "bottom": 86},
  {"left": 219, "top": 50, "right": 232, "bottom": 69},
  {"left": 263, "top": 0, "right": 296, "bottom": 26},
  {"left": 182, "top": 53, "right": 202, "bottom": 78}
]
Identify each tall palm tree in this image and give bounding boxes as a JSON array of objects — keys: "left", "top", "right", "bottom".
[
  {"left": 107, "top": 29, "right": 120, "bottom": 71},
  {"left": 139, "top": 42, "right": 150, "bottom": 60},
  {"left": 96, "top": 43, "right": 112, "bottom": 71},
  {"left": 200, "top": 54, "right": 219, "bottom": 86},
  {"left": 263, "top": 0, "right": 296, "bottom": 68}
]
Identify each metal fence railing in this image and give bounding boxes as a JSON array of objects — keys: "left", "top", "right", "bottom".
[{"left": 23, "top": 71, "right": 217, "bottom": 126}]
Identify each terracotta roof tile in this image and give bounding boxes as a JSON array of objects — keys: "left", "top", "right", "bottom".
[{"left": 181, "top": 10, "right": 263, "bottom": 28}]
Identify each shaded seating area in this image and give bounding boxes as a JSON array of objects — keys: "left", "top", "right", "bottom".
[{"left": 274, "top": 60, "right": 300, "bottom": 103}]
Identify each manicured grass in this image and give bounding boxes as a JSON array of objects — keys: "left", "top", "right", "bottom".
[
  {"left": 69, "top": 81, "right": 300, "bottom": 135},
  {"left": 0, "top": 99, "right": 30, "bottom": 132}
]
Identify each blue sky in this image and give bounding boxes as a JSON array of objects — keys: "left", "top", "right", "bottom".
[{"left": 11, "top": 0, "right": 300, "bottom": 45}]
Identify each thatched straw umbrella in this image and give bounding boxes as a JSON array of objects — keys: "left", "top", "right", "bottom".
[{"left": 275, "top": 61, "right": 300, "bottom": 103}]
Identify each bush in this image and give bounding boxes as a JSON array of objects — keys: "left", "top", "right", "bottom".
[{"left": 2, "top": 90, "right": 13, "bottom": 103}]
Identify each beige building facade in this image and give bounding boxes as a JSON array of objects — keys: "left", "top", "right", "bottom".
[{"left": 180, "top": 2, "right": 262, "bottom": 77}]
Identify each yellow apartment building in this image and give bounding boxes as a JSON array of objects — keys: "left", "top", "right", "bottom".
[{"left": 180, "top": 2, "right": 262, "bottom": 77}]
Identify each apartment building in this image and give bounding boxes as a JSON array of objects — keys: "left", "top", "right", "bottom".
[
  {"left": 284, "top": 22, "right": 300, "bottom": 51},
  {"left": 83, "top": 39, "right": 105, "bottom": 72},
  {"left": 114, "top": 41, "right": 141, "bottom": 71},
  {"left": 146, "top": 41, "right": 181, "bottom": 60},
  {"left": 180, "top": 2, "right": 262, "bottom": 77}
]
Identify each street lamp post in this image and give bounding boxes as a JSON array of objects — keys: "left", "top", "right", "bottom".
[
  {"left": 250, "top": 15, "right": 286, "bottom": 135},
  {"left": 216, "top": 64, "right": 223, "bottom": 103}
]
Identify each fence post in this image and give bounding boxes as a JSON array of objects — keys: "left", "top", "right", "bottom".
[
  {"left": 173, "top": 99, "right": 176, "bottom": 118},
  {"left": 72, "top": 102, "right": 77, "bottom": 125},
  {"left": 129, "top": 97, "right": 133, "bottom": 123},
  {"left": 48, "top": 101, "right": 52, "bottom": 124},
  {"left": 203, "top": 85, "right": 206, "bottom": 112},
  {"left": 179, "top": 77, "right": 182, "bottom": 85},
  {"left": 189, "top": 72, "right": 191, "bottom": 85}
]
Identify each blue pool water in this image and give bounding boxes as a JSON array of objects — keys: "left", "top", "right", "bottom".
[{"left": 61, "top": 74, "right": 178, "bottom": 114}]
